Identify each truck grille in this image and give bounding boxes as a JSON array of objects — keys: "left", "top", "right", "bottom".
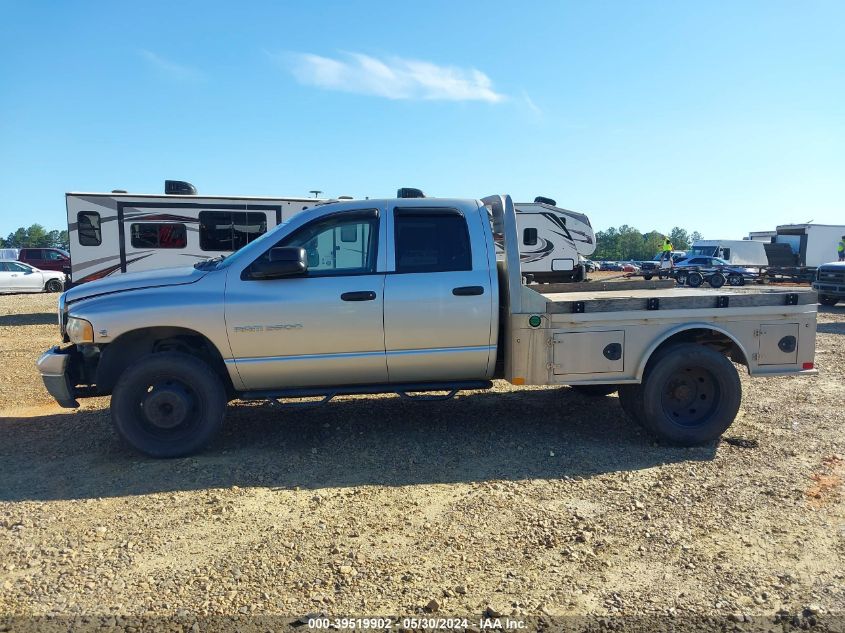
[{"left": 818, "top": 268, "right": 845, "bottom": 283}]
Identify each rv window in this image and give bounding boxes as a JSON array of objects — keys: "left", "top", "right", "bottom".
[
  {"left": 77, "top": 212, "right": 102, "bottom": 246},
  {"left": 523, "top": 227, "right": 538, "bottom": 246},
  {"left": 199, "top": 211, "right": 267, "bottom": 251},
  {"left": 394, "top": 211, "right": 471, "bottom": 273},
  {"left": 130, "top": 223, "right": 187, "bottom": 249}
]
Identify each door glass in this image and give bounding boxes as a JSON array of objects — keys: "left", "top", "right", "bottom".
[
  {"left": 261, "top": 213, "right": 378, "bottom": 275},
  {"left": 394, "top": 212, "right": 471, "bottom": 273}
]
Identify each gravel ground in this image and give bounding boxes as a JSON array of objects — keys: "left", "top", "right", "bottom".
[{"left": 0, "top": 291, "right": 843, "bottom": 631}]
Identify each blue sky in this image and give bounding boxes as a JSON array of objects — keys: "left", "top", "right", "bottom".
[{"left": 1, "top": 1, "right": 842, "bottom": 239}]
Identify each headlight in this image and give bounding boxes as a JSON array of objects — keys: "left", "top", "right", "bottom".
[{"left": 66, "top": 317, "right": 94, "bottom": 344}]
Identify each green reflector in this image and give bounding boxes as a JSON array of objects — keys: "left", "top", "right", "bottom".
[{"left": 529, "top": 315, "right": 542, "bottom": 327}]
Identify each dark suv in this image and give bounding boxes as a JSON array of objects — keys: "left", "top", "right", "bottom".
[{"left": 18, "top": 248, "right": 71, "bottom": 274}]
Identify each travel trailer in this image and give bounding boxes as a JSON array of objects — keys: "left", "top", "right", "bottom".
[
  {"left": 509, "top": 197, "right": 596, "bottom": 283},
  {"left": 774, "top": 224, "right": 845, "bottom": 268},
  {"left": 66, "top": 183, "right": 596, "bottom": 285},
  {"left": 689, "top": 240, "right": 768, "bottom": 266},
  {"left": 65, "top": 181, "right": 319, "bottom": 284}
]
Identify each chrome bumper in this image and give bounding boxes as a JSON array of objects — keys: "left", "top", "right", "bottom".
[{"left": 36, "top": 347, "right": 79, "bottom": 408}]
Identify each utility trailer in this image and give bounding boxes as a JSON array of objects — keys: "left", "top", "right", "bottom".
[{"left": 37, "top": 194, "right": 817, "bottom": 457}]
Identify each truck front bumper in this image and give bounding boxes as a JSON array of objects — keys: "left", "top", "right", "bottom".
[
  {"left": 813, "top": 281, "right": 845, "bottom": 298},
  {"left": 36, "top": 347, "right": 79, "bottom": 408}
]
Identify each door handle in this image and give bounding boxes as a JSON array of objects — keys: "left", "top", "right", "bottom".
[
  {"left": 341, "top": 291, "right": 377, "bottom": 302},
  {"left": 452, "top": 286, "right": 484, "bottom": 296}
]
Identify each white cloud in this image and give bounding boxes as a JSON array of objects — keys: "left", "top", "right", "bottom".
[
  {"left": 521, "top": 91, "right": 542, "bottom": 117},
  {"left": 139, "top": 50, "right": 203, "bottom": 81},
  {"left": 282, "top": 51, "right": 505, "bottom": 102}
]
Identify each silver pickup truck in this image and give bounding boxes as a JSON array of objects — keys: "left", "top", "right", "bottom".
[{"left": 37, "top": 194, "right": 818, "bottom": 457}]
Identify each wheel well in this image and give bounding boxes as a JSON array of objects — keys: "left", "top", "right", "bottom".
[
  {"left": 642, "top": 327, "right": 749, "bottom": 377},
  {"left": 95, "top": 327, "right": 233, "bottom": 396}
]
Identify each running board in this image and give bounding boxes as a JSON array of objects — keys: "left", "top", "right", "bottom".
[{"left": 240, "top": 380, "right": 493, "bottom": 405}]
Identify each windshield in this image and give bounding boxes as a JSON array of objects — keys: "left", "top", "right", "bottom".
[{"left": 211, "top": 221, "right": 292, "bottom": 270}]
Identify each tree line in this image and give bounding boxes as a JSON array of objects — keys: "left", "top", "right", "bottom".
[
  {"left": 593, "top": 226, "right": 702, "bottom": 261},
  {"left": 1, "top": 224, "right": 70, "bottom": 250}
]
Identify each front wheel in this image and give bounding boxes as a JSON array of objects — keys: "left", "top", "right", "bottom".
[
  {"left": 686, "top": 271, "right": 704, "bottom": 288},
  {"left": 111, "top": 352, "right": 226, "bottom": 457},
  {"left": 820, "top": 295, "right": 840, "bottom": 306},
  {"left": 708, "top": 272, "right": 726, "bottom": 288},
  {"left": 638, "top": 343, "right": 741, "bottom": 445},
  {"left": 45, "top": 279, "right": 63, "bottom": 293}
]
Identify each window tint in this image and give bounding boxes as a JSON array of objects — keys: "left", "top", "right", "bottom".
[
  {"left": 77, "top": 211, "right": 102, "bottom": 246},
  {"left": 267, "top": 212, "right": 378, "bottom": 274},
  {"left": 4, "top": 262, "right": 30, "bottom": 272},
  {"left": 130, "top": 223, "right": 187, "bottom": 249},
  {"left": 394, "top": 211, "right": 471, "bottom": 273},
  {"left": 199, "top": 211, "right": 267, "bottom": 251},
  {"left": 25, "top": 249, "right": 43, "bottom": 259},
  {"left": 721, "top": 248, "right": 731, "bottom": 260}
]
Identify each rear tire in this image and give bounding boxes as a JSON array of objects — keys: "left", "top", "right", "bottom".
[
  {"left": 638, "top": 343, "right": 741, "bottom": 446},
  {"left": 686, "top": 271, "right": 704, "bottom": 288},
  {"left": 643, "top": 274, "right": 653, "bottom": 281},
  {"left": 820, "top": 295, "right": 840, "bottom": 306},
  {"left": 571, "top": 384, "right": 618, "bottom": 397},
  {"left": 45, "top": 279, "right": 63, "bottom": 293},
  {"left": 727, "top": 273, "right": 744, "bottom": 286},
  {"left": 708, "top": 272, "right": 726, "bottom": 288},
  {"left": 111, "top": 352, "right": 226, "bottom": 458}
]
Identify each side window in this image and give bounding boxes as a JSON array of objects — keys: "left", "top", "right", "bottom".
[
  {"left": 0, "top": 262, "right": 8, "bottom": 271},
  {"left": 266, "top": 212, "right": 378, "bottom": 275},
  {"left": 721, "top": 248, "right": 731, "bottom": 260},
  {"left": 26, "top": 249, "right": 42, "bottom": 259},
  {"left": 199, "top": 211, "right": 267, "bottom": 251},
  {"left": 45, "top": 250, "right": 64, "bottom": 261},
  {"left": 130, "top": 223, "right": 187, "bottom": 249},
  {"left": 523, "top": 227, "right": 538, "bottom": 246},
  {"left": 77, "top": 211, "right": 102, "bottom": 246},
  {"left": 394, "top": 211, "right": 471, "bottom": 273}
]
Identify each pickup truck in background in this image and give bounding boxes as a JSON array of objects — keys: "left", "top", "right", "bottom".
[
  {"left": 37, "top": 193, "right": 818, "bottom": 457},
  {"left": 813, "top": 262, "right": 845, "bottom": 306}
]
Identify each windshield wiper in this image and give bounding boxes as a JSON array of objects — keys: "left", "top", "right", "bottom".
[{"left": 194, "top": 255, "right": 227, "bottom": 270}]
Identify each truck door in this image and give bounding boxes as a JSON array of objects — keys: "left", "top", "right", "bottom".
[
  {"left": 383, "top": 204, "right": 495, "bottom": 383},
  {"left": 225, "top": 206, "right": 388, "bottom": 390}
]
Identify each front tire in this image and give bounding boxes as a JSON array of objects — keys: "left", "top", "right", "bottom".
[
  {"left": 638, "top": 343, "right": 741, "bottom": 446},
  {"left": 45, "top": 279, "right": 63, "bottom": 293},
  {"left": 111, "top": 352, "right": 226, "bottom": 457}
]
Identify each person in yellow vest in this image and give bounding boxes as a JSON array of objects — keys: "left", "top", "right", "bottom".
[
  {"left": 838, "top": 236, "right": 844, "bottom": 261},
  {"left": 662, "top": 237, "right": 674, "bottom": 262}
]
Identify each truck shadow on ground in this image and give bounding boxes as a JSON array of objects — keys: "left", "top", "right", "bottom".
[
  {"left": 0, "top": 388, "right": 718, "bottom": 502},
  {"left": 0, "top": 312, "right": 56, "bottom": 327}
]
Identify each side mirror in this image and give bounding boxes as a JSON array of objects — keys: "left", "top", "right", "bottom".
[{"left": 249, "top": 247, "right": 308, "bottom": 279}]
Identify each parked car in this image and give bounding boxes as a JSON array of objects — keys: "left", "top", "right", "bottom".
[
  {"left": 621, "top": 262, "right": 640, "bottom": 273},
  {"left": 0, "top": 260, "right": 65, "bottom": 293},
  {"left": 17, "top": 247, "right": 71, "bottom": 274},
  {"left": 673, "top": 257, "right": 758, "bottom": 287}
]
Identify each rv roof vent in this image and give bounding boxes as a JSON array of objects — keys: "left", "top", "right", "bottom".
[
  {"left": 397, "top": 187, "right": 425, "bottom": 199},
  {"left": 165, "top": 180, "right": 197, "bottom": 195},
  {"left": 534, "top": 196, "right": 556, "bottom": 206},
  {"left": 111, "top": 189, "right": 128, "bottom": 194},
  {"left": 337, "top": 195, "right": 354, "bottom": 200}
]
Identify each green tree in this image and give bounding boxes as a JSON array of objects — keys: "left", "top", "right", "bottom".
[
  {"left": 690, "top": 231, "right": 702, "bottom": 244},
  {"left": 668, "top": 227, "right": 691, "bottom": 250},
  {"left": 4, "top": 224, "right": 68, "bottom": 248}
]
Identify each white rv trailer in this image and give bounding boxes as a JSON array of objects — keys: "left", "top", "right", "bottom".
[
  {"left": 66, "top": 182, "right": 320, "bottom": 284},
  {"left": 774, "top": 224, "right": 845, "bottom": 268},
  {"left": 689, "top": 240, "right": 768, "bottom": 266},
  {"left": 508, "top": 198, "right": 596, "bottom": 283}
]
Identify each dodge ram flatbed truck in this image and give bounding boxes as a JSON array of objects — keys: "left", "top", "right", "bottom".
[{"left": 36, "top": 194, "right": 818, "bottom": 457}]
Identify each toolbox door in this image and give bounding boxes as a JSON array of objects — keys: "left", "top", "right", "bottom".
[
  {"left": 757, "top": 323, "right": 799, "bottom": 365},
  {"left": 553, "top": 330, "right": 624, "bottom": 375}
]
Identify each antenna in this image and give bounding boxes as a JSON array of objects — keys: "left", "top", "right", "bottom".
[{"left": 310, "top": 190, "right": 323, "bottom": 198}]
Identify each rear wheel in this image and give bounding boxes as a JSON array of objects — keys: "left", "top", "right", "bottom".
[
  {"left": 111, "top": 352, "right": 226, "bottom": 457},
  {"left": 820, "top": 295, "right": 840, "bottom": 306},
  {"left": 726, "top": 273, "right": 744, "bottom": 286},
  {"left": 638, "top": 343, "right": 741, "bottom": 445},
  {"left": 643, "top": 274, "right": 653, "bottom": 281},
  {"left": 45, "top": 279, "right": 63, "bottom": 293},
  {"left": 708, "top": 272, "right": 726, "bottom": 288},
  {"left": 571, "top": 384, "right": 618, "bottom": 397},
  {"left": 686, "top": 271, "right": 704, "bottom": 288},
  {"left": 676, "top": 271, "right": 688, "bottom": 286}
]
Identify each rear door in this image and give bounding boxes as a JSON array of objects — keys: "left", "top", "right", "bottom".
[{"left": 383, "top": 203, "right": 495, "bottom": 383}]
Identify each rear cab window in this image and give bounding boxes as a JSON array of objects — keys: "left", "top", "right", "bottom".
[{"left": 393, "top": 210, "right": 472, "bottom": 273}]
